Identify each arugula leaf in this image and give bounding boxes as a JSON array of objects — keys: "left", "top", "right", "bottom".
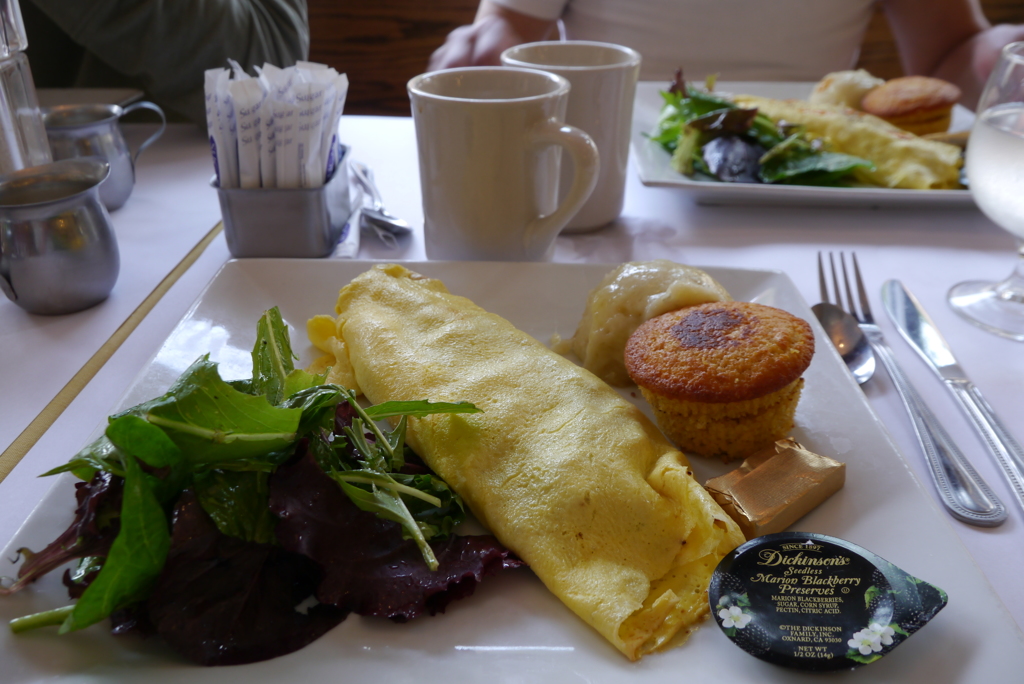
[
  {"left": 284, "top": 384, "right": 347, "bottom": 436},
  {"left": 321, "top": 390, "right": 479, "bottom": 570},
  {"left": 251, "top": 306, "right": 326, "bottom": 405},
  {"left": 330, "top": 468, "right": 441, "bottom": 508},
  {"left": 251, "top": 307, "right": 295, "bottom": 405},
  {"left": 746, "top": 120, "right": 780, "bottom": 150},
  {"left": 336, "top": 481, "right": 438, "bottom": 570},
  {"left": 363, "top": 399, "right": 482, "bottom": 420},
  {"left": 391, "top": 472, "right": 464, "bottom": 539},
  {"left": 60, "top": 455, "right": 170, "bottom": 633}
]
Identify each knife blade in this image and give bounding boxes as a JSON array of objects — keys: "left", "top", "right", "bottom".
[{"left": 882, "top": 279, "right": 1024, "bottom": 516}]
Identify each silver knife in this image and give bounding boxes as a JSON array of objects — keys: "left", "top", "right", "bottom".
[{"left": 882, "top": 279, "right": 1024, "bottom": 516}]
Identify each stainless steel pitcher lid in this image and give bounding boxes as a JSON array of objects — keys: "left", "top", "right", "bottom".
[{"left": 0, "top": 158, "right": 110, "bottom": 207}]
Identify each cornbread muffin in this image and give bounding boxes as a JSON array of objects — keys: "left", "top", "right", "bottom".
[
  {"left": 860, "top": 76, "right": 962, "bottom": 136},
  {"left": 624, "top": 301, "right": 814, "bottom": 461}
]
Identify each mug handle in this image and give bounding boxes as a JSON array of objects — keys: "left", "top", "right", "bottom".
[
  {"left": 525, "top": 118, "right": 599, "bottom": 256},
  {"left": 120, "top": 101, "right": 167, "bottom": 167}
]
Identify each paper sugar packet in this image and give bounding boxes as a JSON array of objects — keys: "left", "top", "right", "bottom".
[{"left": 205, "top": 61, "right": 349, "bottom": 190}]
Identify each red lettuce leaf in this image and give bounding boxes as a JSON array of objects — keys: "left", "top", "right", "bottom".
[
  {"left": 1, "top": 472, "right": 122, "bottom": 597},
  {"left": 269, "top": 447, "right": 523, "bottom": 621},
  {"left": 144, "top": 491, "right": 346, "bottom": 666}
]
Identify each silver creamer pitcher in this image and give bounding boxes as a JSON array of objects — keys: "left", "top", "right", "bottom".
[
  {"left": 43, "top": 101, "right": 166, "bottom": 211},
  {"left": 0, "top": 158, "right": 119, "bottom": 315}
]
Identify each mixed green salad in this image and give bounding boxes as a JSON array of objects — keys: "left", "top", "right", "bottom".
[
  {"left": 2, "top": 308, "right": 520, "bottom": 666},
  {"left": 650, "top": 72, "right": 874, "bottom": 186}
]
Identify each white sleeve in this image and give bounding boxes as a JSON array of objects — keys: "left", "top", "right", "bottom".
[{"left": 492, "top": 0, "right": 568, "bottom": 21}]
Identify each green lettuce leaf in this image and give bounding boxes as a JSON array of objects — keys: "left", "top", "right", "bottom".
[
  {"left": 59, "top": 455, "right": 170, "bottom": 633},
  {"left": 115, "top": 356, "right": 302, "bottom": 466},
  {"left": 760, "top": 151, "right": 875, "bottom": 185}
]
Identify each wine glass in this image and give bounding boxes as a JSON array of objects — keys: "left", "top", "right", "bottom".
[{"left": 949, "top": 41, "right": 1024, "bottom": 341}]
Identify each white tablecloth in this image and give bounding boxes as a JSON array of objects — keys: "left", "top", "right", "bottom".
[
  {"left": 1, "top": 115, "right": 1021, "bottom": 654},
  {"left": 0, "top": 123, "right": 220, "bottom": 456}
]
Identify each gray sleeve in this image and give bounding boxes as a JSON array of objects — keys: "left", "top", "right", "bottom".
[
  {"left": 490, "top": 0, "right": 569, "bottom": 21},
  {"left": 30, "top": 0, "right": 310, "bottom": 123}
]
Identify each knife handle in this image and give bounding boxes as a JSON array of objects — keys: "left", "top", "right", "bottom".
[
  {"left": 947, "top": 378, "right": 1024, "bottom": 514},
  {"left": 865, "top": 329, "right": 1008, "bottom": 526}
]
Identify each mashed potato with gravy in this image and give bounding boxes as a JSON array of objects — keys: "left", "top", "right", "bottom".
[{"left": 568, "top": 261, "right": 732, "bottom": 386}]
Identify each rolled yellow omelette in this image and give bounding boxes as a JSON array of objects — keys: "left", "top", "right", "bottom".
[
  {"left": 308, "top": 264, "right": 744, "bottom": 660},
  {"left": 732, "top": 94, "right": 963, "bottom": 190}
]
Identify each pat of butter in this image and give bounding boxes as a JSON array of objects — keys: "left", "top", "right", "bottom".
[{"left": 704, "top": 438, "right": 845, "bottom": 539}]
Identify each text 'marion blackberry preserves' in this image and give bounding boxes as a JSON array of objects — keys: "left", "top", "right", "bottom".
[{"left": 708, "top": 532, "right": 947, "bottom": 671}]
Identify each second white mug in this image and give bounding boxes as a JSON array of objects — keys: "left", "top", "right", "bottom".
[
  {"left": 502, "top": 41, "right": 641, "bottom": 232},
  {"left": 408, "top": 67, "right": 599, "bottom": 261}
]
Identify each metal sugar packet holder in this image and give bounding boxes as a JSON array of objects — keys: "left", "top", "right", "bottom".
[
  {"left": 213, "top": 143, "right": 353, "bottom": 258},
  {"left": 207, "top": 61, "right": 355, "bottom": 258}
]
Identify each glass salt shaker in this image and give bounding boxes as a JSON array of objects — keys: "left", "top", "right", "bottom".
[{"left": 0, "top": 0, "right": 51, "bottom": 174}]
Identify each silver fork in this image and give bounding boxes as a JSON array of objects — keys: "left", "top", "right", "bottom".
[{"left": 825, "top": 252, "right": 1007, "bottom": 527}]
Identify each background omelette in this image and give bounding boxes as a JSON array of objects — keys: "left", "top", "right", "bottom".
[
  {"left": 732, "top": 94, "right": 962, "bottom": 190},
  {"left": 307, "top": 264, "right": 744, "bottom": 660}
]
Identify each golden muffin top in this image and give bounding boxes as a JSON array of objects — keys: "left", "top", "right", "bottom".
[
  {"left": 860, "top": 75, "right": 961, "bottom": 119},
  {"left": 624, "top": 301, "right": 814, "bottom": 403}
]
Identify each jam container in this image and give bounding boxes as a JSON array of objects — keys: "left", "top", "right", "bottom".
[{"left": 708, "top": 532, "right": 947, "bottom": 671}]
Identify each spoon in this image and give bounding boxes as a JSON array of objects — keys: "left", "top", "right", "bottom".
[
  {"left": 811, "top": 302, "right": 877, "bottom": 385},
  {"left": 350, "top": 161, "right": 412, "bottom": 246}
]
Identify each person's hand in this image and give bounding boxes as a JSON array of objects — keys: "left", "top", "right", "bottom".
[
  {"left": 428, "top": 15, "right": 512, "bottom": 69},
  {"left": 428, "top": 3, "right": 557, "bottom": 71}
]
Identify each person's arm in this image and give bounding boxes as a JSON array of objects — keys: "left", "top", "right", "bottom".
[
  {"left": 882, "top": 0, "right": 1024, "bottom": 107},
  {"left": 428, "top": 0, "right": 560, "bottom": 71},
  {"left": 29, "top": 0, "right": 309, "bottom": 123}
]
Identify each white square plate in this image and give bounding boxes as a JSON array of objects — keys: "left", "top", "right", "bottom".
[
  {"left": 2, "top": 260, "right": 1021, "bottom": 683},
  {"left": 630, "top": 81, "right": 975, "bottom": 208}
]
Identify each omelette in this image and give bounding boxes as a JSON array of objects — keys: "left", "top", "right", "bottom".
[
  {"left": 732, "top": 94, "right": 962, "bottom": 190},
  {"left": 307, "top": 264, "right": 744, "bottom": 660}
]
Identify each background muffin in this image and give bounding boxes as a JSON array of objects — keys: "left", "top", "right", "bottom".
[
  {"left": 860, "top": 76, "right": 962, "bottom": 136},
  {"left": 624, "top": 301, "right": 814, "bottom": 461}
]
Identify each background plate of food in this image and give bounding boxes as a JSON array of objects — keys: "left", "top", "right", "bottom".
[
  {"left": 631, "top": 80, "right": 975, "bottom": 208},
  {"left": 1, "top": 260, "right": 1021, "bottom": 682}
]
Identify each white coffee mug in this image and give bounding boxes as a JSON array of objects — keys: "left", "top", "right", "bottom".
[
  {"left": 502, "top": 41, "right": 641, "bottom": 232},
  {"left": 408, "top": 67, "right": 599, "bottom": 261}
]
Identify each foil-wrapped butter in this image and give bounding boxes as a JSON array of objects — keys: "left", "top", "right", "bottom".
[{"left": 704, "top": 439, "right": 845, "bottom": 539}]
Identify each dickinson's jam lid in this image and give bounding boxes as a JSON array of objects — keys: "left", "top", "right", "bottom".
[{"left": 708, "top": 532, "right": 947, "bottom": 671}]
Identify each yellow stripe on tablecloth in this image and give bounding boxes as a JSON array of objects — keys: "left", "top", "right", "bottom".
[{"left": 0, "top": 221, "right": 224, "bottom": 484}]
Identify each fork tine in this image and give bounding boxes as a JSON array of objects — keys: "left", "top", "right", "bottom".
[
  {"left": 817, "top": 251, "right": 829, "bottom": 304},
  {"left": 839, "top": 252, "right": 857, "bottom": 319},
  {"left": 828, "top": 252, "right": 844, "bottom": 312},
  {"left": 849, "top": 252, "right": 874, "bottom": 322}
]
